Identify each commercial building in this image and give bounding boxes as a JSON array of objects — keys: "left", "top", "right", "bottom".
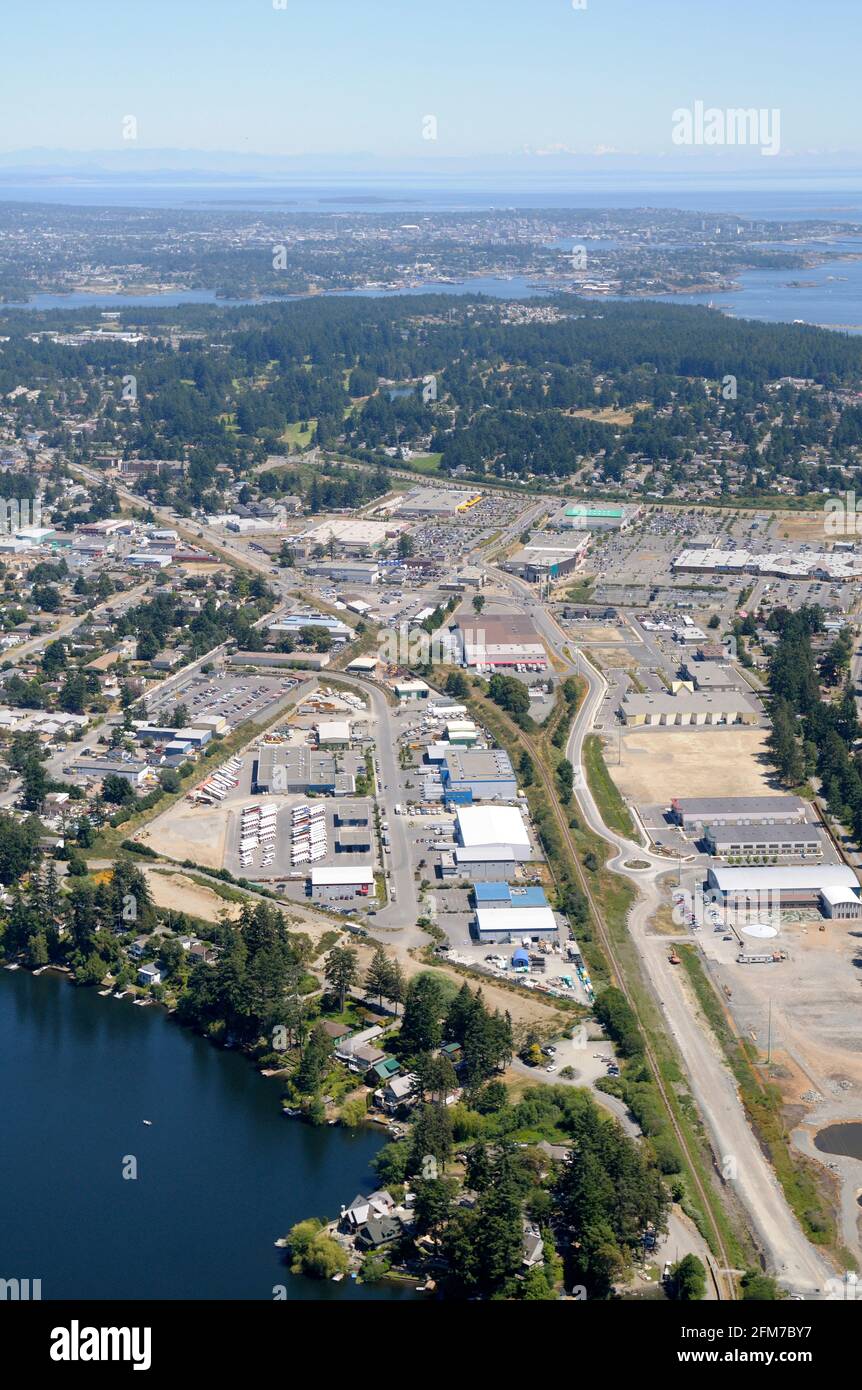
[
  {"left": 438, "top": 749, "right": 517, "bottom": 804},
  {"left": 296, "top": 519, "right": 402, "bottom": 555},
  {"left": 504, "top": 532, "right": 591, "bottom": 583},
  {"left": 707, "top": 864, "right": 862, "bottom": 918},
  {"left": 304, "top": 560, "right": 380, "bottom": 585},
  {"left": 619, "top": 691, "right": 758, "bottom": 727},
  {"left": 671, "top": 796, "right": 806, "bottom": 832},
  {"left": 455, "top": 614, "right": 548, "bottom": 670},
  {"left": 703, "top": 822, "right": 825, "bottom": 859},
  {"left": 674, "top": 548, "right": 862, "bottom": 582},
  {"left": 398, "top": 487, "right": 483, "bottom": 518},
  {"left": 554, "top": 503, "right": 639, "bottom": 532}
]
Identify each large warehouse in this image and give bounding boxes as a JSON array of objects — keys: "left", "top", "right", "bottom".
[
  {"left": 671, "top": 795, "right": 806, "bottom": 832},
  {"left": 446, "top": 805, "right": 536, "bottom": 881},
  {"left": 455, "top": 804, "right": 532, "bottom": 853},
  {"left": 707, "top": 865, "right": 862, "bottom": 918},
  {"left": 619, "top": 691, "right": 758, "bottom": 727}
]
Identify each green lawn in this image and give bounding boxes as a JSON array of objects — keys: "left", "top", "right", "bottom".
[
  {"left": 582, "top": 734, "right": 637, "bottom": 839},
  {"left": 281, "top": 420, "right": 316, "bottom": 448}
]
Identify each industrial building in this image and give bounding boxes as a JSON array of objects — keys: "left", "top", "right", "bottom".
[
  {"left": 441, "top": 845, "right": 527, "bottom": 882},
  {"left": 671, "top": 795, "right": 806, "bottom": 832},
  {"left": 456, "top": 804, "right": 531, "bottom": 851},
  {"left": 474, "top": 883, "right": 549, "bottom": 908},
  {"left": 680, "top": 660, "right": 742, "bottom": 693},
  {"left": 69, "top": 756, "right": 151, "bottom": 787},
  {"left": 619, "top": 691, "right": 758, "bottom": 727},
  {"left": 316, "top": 720, "right": 352, "bottom": 748},
  {"left": 310, "top": 865, "right": 375, "bottom": 901},
  {"left": 475, "top": 906, "right": 558, "bottom": 940},
  {"left": 707, "top": 864, "right": 862, "bottom": 918},
  {"left": 437, "top": 748, "right": 518, "bottom": 804},
  {"left": 253, "top": 745, "right": 356, "bottom": 796},
  {"left": 444, "top": 804, "right": 536, "bottom": 877},
  {"left": 703, "top": 821, "right": 825, "bottom": 859},
  {"left": 268, "top": 612, "right": 352, "bottom": 644}
]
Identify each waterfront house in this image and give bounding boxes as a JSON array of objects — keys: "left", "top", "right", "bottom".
[
  {"left": 380, "top": 1073, "right": 417, "bottom": 1114},
  {"left": 341, "top": 1190, "right": 396, "bottom": 1231},
  {"left": 371, "top": 1056, "right": 401, "bottom": 1084},
  {"left": 128, "top": 936, "right": 150, "bottom": 959},
  {"left": 137, "top": 962, "right": 163, "bottom": 987},
  {"left": 356, "top": 1215, "right": 403, "bottom": 1251}
]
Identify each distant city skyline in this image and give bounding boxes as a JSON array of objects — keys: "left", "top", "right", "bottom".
[{"left": 2, "top": 0, "right": 860, "bottom": 168}]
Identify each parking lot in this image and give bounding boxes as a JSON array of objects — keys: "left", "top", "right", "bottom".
[{"left": 147, "top": 671, "right": 301, "bottom": 729}]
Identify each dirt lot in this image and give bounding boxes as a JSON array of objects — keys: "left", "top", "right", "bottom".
[
  {"left": 609, "top": 727, "right": 776, "bottom": 802},
  {"left": 773, "top": 513, "right": 831, "bottom": 543},
  {"left": 138, "top": 798, "right": 228, "bottom": 869},
  {"left": 144, "top": 869, "right": 243, "bottom": 923},
  {"left": 579, "top": 624, "right": 628, "bottom": 644}
]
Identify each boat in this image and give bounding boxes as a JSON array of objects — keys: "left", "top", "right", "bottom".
[{"left": 142, "top": 1120, "right": 153, "bottom": 1126}]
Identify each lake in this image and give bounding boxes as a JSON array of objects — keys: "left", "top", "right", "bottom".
[{"left": 0, "top": 968, "right": 413, "bottom": 1301}]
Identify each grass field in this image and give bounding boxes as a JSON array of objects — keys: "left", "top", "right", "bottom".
[
  {"left": 281, "top": 420, "right": 316, "bottom": 448},
  {"left": 583, "top": 734, "right": 637, "bottom": 838}
]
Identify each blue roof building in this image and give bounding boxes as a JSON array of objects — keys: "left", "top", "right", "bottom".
[{"left": 473, "top": 883, "right": 549, "bottom": 909}]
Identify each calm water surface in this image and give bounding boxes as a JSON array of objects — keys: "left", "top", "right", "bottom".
[{"left": 0, "top": 969, "right": 412, "bottom": 1301}]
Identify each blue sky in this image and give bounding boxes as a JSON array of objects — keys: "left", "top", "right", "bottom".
[{"left": 1, "top": 0, "right": 860, "bottom": 164}]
